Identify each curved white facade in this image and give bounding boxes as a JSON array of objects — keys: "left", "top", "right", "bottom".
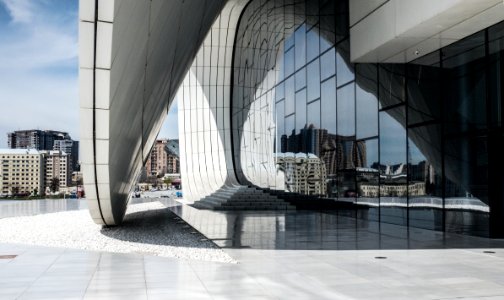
[
  {"left": 79, "top": 0, "right": 504, "bottom": 238},
  {"left": 79, "top": 0, "right": 228, "bottom": 225}
]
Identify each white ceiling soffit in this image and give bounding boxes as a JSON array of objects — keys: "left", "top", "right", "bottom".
[{"left": 350, "top": 0, "right": 504, "bottom": 63}]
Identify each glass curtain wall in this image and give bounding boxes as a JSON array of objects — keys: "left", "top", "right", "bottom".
[{"left": 232, "top": 0, "right": 504, "bottom": 238}]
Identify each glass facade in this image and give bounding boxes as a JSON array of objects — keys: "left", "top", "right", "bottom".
[{"left": 232, "top": 0, "right": 504, "bottom": 238}]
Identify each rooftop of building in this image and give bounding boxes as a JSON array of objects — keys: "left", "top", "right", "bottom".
[{"left": 0, "top": 149, "right": 41, "bottom": 155}]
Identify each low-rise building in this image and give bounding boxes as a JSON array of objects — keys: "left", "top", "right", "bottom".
[{"left": 0, "top": 149, "right": 45, "bottom": 196}]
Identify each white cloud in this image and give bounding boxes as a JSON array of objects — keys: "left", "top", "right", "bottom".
[
  {"left": 0, "top": 0, "right": 78, "bottom": 147},
  {"left": 0, "top": 0, "right": 34, "bottom": 24}
]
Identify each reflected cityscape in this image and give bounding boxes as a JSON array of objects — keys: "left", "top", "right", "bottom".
[{"left": 231, "top": 0, "right": 503, "bottom": 237}]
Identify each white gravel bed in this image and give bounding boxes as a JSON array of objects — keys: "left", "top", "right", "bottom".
[{"left": 0, "top": 201, "right": 235, "bottom": 263}]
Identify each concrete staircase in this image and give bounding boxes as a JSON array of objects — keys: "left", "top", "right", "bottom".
[{"left": 191, "top": 186, "right": 296, "bottom": 211}]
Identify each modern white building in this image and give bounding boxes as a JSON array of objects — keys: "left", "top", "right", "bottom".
[{"left": 79, "top": 0, "right": 504, "bottom": 238}]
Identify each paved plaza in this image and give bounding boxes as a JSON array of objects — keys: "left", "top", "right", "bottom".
[{"left": 1, "top": 198, "right": 504, "bottom": 299}]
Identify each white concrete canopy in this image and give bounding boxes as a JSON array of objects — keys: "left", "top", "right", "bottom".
[
  {"left": 350, "top": 0, "right": 504, "bottom": 62},
  {"left": 79, "top": 0, "right": 228, "bottom": 225}
]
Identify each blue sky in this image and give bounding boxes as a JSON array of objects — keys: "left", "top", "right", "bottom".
[{"left": 0, "top": 0, "right": 178, "bottom": 148}]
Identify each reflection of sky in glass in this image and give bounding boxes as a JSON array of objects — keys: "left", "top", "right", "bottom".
[
  {"left": 295, "top": 24, "right": 306, "bottom": 69},
  {"left": 320, "top": 48, "right": 335, "bottom": 80},
  {"left": 320, "top": 35, "right": 332, "bottom": 53},
  {"left": 285, "top": 77, "right": 295, "bottom": 115},
  {"left": 284, "top": 47, "right": 295, "bottom": 77},
  {"left": 356, "top": 85, "right": 378, "bottom": 139},
  {"left": 380, "top": 109, "right": 406, "bottom": 165},
  {"left": 364, "top": 139, "right": 379, "bottom": 167},
  {"left": 321, "top": 77, "right": 336, "bottom": 133},
  {"left": 307, "top": 28, "right": 319, "bottom": 61},
  {"left": 307, "top": 100, "right": 321, "bottom": 128},
  {"left": 295, "top": 89, "right": 307, "bottom": 130},
  {"left": 307, "top": 59, "right": 320, "bottom": 101},
  {"left": 337, "top": 50, "right": 354, "bottom": 87},
  {"left": 408, "top": 138, "right": 429, "bottom": 165},
  {"left": 337, "top": 83, "right": 355, "bottom": 136}
]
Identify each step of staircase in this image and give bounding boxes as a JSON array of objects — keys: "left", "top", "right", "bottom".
[{"left": 191, "top": 185, "right": 296, "bottom": 211}]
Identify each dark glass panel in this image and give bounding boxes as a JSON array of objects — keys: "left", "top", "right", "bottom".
[
  {"left": 444, "top": 136, "right": 489, "bottom": 237},
  {"left": 305, "top": 0, "right": 319, "bottom": 31},
  {"left": 407, "top": 61, "right": 441, "bottom": 125},
  {"left": 379, "top": 106, "right": 407, "bottom": 226},
  {"left": 442, "top": 31, "right": 485, "bottom": 69},
  {"left": 443, "top": 33, "right": 487, "bottom": 134},
  {"left": 488, "top": 21, "right": 504, "bottom": 47},
  {"left": 408, "top": 124, "right": 443, "bottom": 231},
  {"left": 488, "top": 24, "right": 503, "bottom": 128},
  {"left": 442, "top": 31, "right": 486, "bottom": 130},
  {"left": 378, "top": 64, "right": 405, "bottom": 108},
  {"left": 356, "top": 64, "right": 378, "bottom": 139},
  {"left": 335, "top": 0, "right": 349, "bottom": 41},
  {"left": 411, "top": 49, "right": 440, "bottom": 67},
  {"left": 356, "top": 138, "right": 379, "bottom": 221},
  {"left": 319, "top": 0, "right": 335, "bottom": 53}
]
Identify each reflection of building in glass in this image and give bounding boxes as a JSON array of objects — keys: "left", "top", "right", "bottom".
[
  {"left": 280, "top": 125, "right": 366, "bottom": 174},
  {"left": 358, "top": 162, "right": 429, "bottom": 197},
  {"left": 275, "top": 152, "right": 326, "bottom": 196},
  {"left": 356, "top": 167, "right": 379, "bottom": 197},
  {"left": 379, "top": 163, "right": 407, "bottom": 197},
  {"left": 409, "top": 160, "right": 438, "bottom": 196}
]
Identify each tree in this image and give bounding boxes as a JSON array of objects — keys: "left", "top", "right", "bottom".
[
  {"left": 163, "top": 177, "right": 172, "bottom": 186},
  {"left": 50, "top": 177, "right": 60, "bottom": 193}
]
